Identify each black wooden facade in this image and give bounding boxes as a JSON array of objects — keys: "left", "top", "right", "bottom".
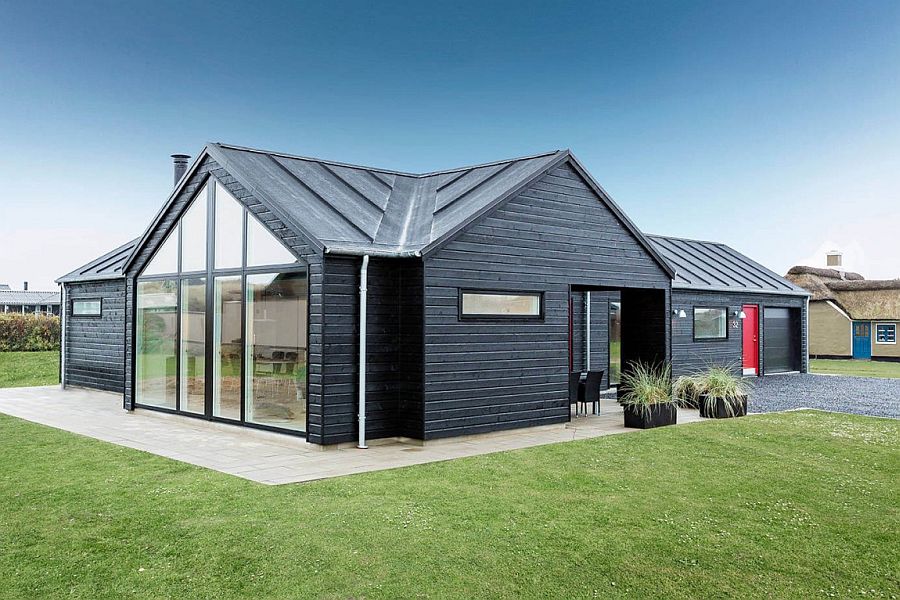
[
  {"left": 670, "top": 290, "right": 807, "bottom": 377},
  {"left": 58, "top": 143, "right": 808, "bottom": 446},
  {"left": 62, "top": 280, "right": 127, "bottom": 392}
]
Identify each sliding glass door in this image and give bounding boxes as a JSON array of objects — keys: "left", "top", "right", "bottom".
[
  {"left": 179, "top": 277, "right": 206, "bottom": 414},
  {"left": 213, "top": 276, "right": 242, "bottom": 420},
  {"left": 134, "top": 176, "right": 308, "bottom": 434},
  {"left": 245, "top": 272, "right": 308, "bottom": 431},
  {"left": 135, "top": 279, "right": 178, "bottom": 409}
]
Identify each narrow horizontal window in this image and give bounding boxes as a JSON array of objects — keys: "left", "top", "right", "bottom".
[
  {"left": 72, "top": 299, "right": 101, "bottom": 316},
  {"left": 460, "top": 290, "right": 542, "bottom": 319},
  {"left": 876, "top": 323, "right": 896, "bottom": 344},
  {"left": 693, "top": 307, "right": 727, "bottom": 340}
]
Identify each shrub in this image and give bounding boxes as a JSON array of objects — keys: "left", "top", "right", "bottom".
[
  {"left": 697, "top": 365, "right": 750, "bottom": 417},
  {"left": 0, "top": 314, "right": 61, "bottom": 351},
  {"left": 672, "top": 374, "right": 704, "bottom": 407},
  {"left": 619, "top": 361, "right": 674, "bottom": 418}
]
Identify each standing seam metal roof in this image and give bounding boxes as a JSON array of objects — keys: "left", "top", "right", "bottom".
[
  {"left": 205, "top": 143, "right": 568, "bottom": 256},
  {"left": 56, "top": 238, "right": 139, "bottom": 283},
  {"left": 648, "top": 234, "right": 807, "bottom": 296}
]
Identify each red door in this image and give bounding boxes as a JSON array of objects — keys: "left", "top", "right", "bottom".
[{"left": 742, "top": 305, "right": 759, "bottom": 375}]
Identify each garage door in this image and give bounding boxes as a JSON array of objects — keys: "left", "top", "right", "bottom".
[{"left": 764, "top": 308, "right": 799, "bottom": 373}]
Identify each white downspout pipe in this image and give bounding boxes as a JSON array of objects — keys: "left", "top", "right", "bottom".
[
  {"left": 357, "top": 255, "right": 369, "bottom": 449},
  {"left": 60, "top": 283, "right": 66, "bottom": 389},
  {"left": 804, "top": 295, "right": 810, "bottom": 373},
  {"left": 585, "top": 291, "right": 591, "bottom": 370}
]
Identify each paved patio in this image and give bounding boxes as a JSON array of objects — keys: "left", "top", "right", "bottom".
[{"left": 0, "top": 386, "right": 702, "bottom": 485}]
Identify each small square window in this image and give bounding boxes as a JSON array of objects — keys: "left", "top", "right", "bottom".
[
  {"left": 72, "top": 299, "right": 101, "bottom": 317},
  {"left": 875, "top": 323, "right": 896, "bottom": 344},
  {"left": 693, "top": 307, "right": 728, "bottom": 340}
]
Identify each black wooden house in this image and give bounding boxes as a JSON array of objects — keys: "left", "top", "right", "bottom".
[{"left": 57, "top": 144, "right": 807, "bottom": 445}]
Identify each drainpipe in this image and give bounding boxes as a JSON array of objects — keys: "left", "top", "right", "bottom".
[
  {"left": 357, "top": 255, "right": 370, "bottom": 449},
  {"left": 804, "top": 295, "right": 810, "bottom": 373},
  {"left": 59, "top": 283, "right": 66, "bottom": 389},
  {"left": 585, "top": 291, "right": 591, "bottom": 370}
]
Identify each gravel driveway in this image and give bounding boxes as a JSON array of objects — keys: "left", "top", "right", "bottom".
[{"left": 749, "top": 373, "right": 900, "bottom": 419}]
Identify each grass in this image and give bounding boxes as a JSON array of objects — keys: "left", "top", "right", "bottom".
[
  {"left": 811, "top": 358, "right": 900, "bottom": 379},
  {"left": 0, "top": 351, "right": 58, "bottom": 388},
  {"left": 0, "top": 411, "right": 897, "bottom": 598}
]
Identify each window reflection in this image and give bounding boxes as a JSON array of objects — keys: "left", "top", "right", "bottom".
[
  {"left": 179, "top": 278, "right": 205, "bottom": 414},
  {"left": 245, "top": 272, "right": 307, "bottom": 430},
  {"left": 213, "top": 276, "right": 242, "bottom": 420},
  {"left": 136, "top": 280, "right": 178, "bottom": 409},
  {"left": 180, "top": 185, "right": 207, "bottom": 272},
  {"left": 215, "top": 182, "right": 243, "bottom": 269}
]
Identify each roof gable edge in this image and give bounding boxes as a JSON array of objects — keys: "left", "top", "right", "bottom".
[
  {"left": 419, "top": 151, "right": 569, "bottom": 256},
  {"left": 562, "top": 155, "right": 676, "bottom": 280}
]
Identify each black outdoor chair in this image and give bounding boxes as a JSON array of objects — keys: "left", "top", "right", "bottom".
[
  {"left": 568, "top": 372, "right": 583, "bottom": 416},
  {"left": 272, "top": 351, "right": 285, "bottom": 374},
  {"left": 582, "top": 370, "right": 605, "bottom": 415},
  {"left": 284, "top": 351, "right": 298, "bottom": 374}
]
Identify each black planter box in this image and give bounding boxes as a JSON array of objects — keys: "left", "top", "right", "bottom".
[
  {"left": 623, "top": 403, "right": 677, "bottom": 429},
  {"left": 698, "top": 394, "right": 748, "bottom": 419},
  {"left": 677, "top": 396, "right": 700, "bottom": 409}
]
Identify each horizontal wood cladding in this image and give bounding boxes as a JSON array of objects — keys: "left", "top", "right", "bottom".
[
  {"left": 671, "top": 290, "right": 807, "bottom": 378},
  {"left": 321, "top": 256, "right": 423, "bottom": 445},
  {"left": 123, "top": 157, "right": 326, "bottom": 443},
  {"left": 64, "top": 280, "right": 126, "bottom": 393},
  {"left": 423, "top": 162, "right": 670, "bottom": 439}
]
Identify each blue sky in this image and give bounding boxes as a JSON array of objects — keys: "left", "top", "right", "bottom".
[{"left": 1, "top": 0, "right": 898, "bottom": 290}]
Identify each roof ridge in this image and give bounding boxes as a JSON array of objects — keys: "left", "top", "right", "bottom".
[
  {"left": 213, "top": 142, "right": 416, "bottom": 176},
  {"left": 416, "top": 150, "right": 565, "bottom": 177},
  {"left": 213, "top": 142, "right": 563, "bottom": 179},
  {"left": 647, "top": 233, "right": 727, "bottom": 246}
]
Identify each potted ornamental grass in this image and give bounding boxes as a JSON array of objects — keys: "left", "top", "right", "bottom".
[
  {"left": 697, "top": 365, "right": 750, "bottom": 418},
  {"left": 672, "top": 374, "right": 704, "bottom": 409},
  {"left": 619, "top": 361, "right": 677, "bottom": 429}
]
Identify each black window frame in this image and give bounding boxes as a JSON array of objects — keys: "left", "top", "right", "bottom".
[
  {"left": 71, "top": 298, "right": 102, "bottom": 317},
  {"left": 458, "top": 289, "right": 545, "bottom": 321},
  {"left": 133, "top": 174, "right": 310, "bottom": 438},
  {"left": 692, "top": 306, "right": 729, "bottom": 341}
]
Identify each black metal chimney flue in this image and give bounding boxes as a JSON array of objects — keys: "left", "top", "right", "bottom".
[
  {"left": 171, "top": 154, "right": 191, "bottom": 187},
  {"left": 23, "top": 281, "right": 28, "bottom": 291}
]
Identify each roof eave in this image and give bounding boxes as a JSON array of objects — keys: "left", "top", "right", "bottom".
[
  {"left": 671, "top": 282, "right": 810, "bottom": 297},
  {"left": 56, "top": 273, "right": 126, "bottom": 284},
  {"left": 324, "top": 246, "right": 422, "bottom": 258}
]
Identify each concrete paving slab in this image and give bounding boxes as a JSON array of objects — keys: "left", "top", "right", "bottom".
[{"left": 0, "top": 385, "right": 703, "bottom": 485}]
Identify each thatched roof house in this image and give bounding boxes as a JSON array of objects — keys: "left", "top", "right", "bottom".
[
  {"left": 786, "top": 266, "right": 900, "bottom": 320},
  {"left": 786, "top": 265, "right": 900, "bottom": 360}
]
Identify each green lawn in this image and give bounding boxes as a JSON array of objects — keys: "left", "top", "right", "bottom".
[
  {"left": 0, "top": 351, "right": 59, "bottom": 388},
  {"left": 811, "top": 358, "right": 900, "bottom": 379},
  {"left": 0, "top": 412, "right": 897, "bottom": 598}
]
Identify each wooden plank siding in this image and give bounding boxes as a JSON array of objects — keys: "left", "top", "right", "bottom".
[
  {"left": 422, "top": 161, "right": 671, "bottom": 439},
  {"left": 670, "top": 289, "right": 808, "bottom": 377},
  {"left": 123, "top": 157, "right": 327, "bottom": 441},
  {"left": 63, "top": 280, "right": 126, "bottom": 392},
  {"left": 320, "top": 256, "right": 423, "bottom": 445}
]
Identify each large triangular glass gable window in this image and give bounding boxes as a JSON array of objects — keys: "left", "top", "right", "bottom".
[
  {"left": 142, "top": 229, "right": 178, "bottom": 275},
  {"left": 180, "top": 184, "right": 208, "bottom": 272},
  {"left": 247, "top": 213, "right": 298, "bottom": 267},
  {"left": 215, "top": 182, "right": 243, "bottom": 269}
]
